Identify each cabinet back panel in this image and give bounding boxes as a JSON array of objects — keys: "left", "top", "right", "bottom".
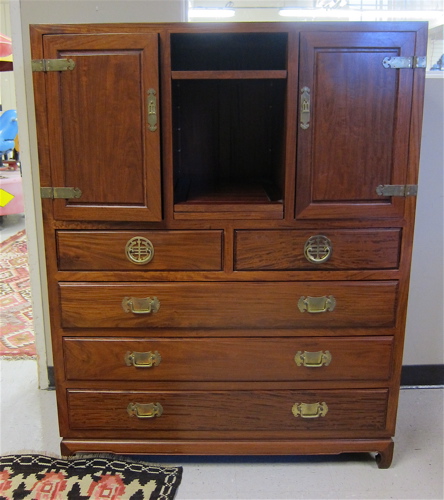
[
  {"left": 171, "top": 32, "right": 287, "bottom": 71},
  {"left": 173, "top": 79, "right": 286, "bottom": 204}
]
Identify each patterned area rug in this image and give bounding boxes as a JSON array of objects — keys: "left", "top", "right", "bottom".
[
  {"left": 0, "top": 229, "right": 36, "bottom": 358},
  {"left": 0, "top": 454, "right": 183, "bottom": 500}
]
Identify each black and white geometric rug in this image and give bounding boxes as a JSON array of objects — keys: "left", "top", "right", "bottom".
[{"left": 0, "top": 454, "right": 182, "bottom": 499}]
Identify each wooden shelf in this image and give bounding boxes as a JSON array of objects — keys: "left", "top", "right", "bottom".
[
  {"left": 171, "top": 70, "right": 287, "bottom": 80},
  {"left": 174, "top": 183, "right": 283, "bottom": 218}
]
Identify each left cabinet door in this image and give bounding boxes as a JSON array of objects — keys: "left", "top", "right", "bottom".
[{"left": 38, "top": 33, "right": 162, "bottom": 221}]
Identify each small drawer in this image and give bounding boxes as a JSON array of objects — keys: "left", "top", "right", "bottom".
[
  {"left": 57, "top": 230, "right": 223, "bottom": 271},
  {"left": 235, "top": 229, "right": 401, "bottom": 270},
  {"left": 66, "top": 389, "right": 389, "bottom": 433},
  {"left": 63, "top": 336, "right": 393, "bottom": 382},
  {"left": 59, "top": 281, "right": 398, "bottom": 330}
]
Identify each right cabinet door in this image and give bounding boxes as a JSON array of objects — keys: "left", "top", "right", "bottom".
[{"left": 296, "top": 30, "right": 417, "bottom": 220}]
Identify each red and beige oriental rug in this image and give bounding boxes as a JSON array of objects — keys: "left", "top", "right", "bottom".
[
  {"left": 0, "top": 454, "right": 183, "bottom": 500},
  {"left": 0, "top": 229, "right": 36, "bottom": 358}
]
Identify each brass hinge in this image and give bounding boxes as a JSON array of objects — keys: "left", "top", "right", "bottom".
[
  {"left": 40, "top": 187, "right": 82, "bottom": 199},
  {"left": 376, "top": 184, "right": 418, "bottom": 197},
  {"left": 32, "top": 58, "right": 76, "bottom": 72},
  {"left": 382, "top": 56, "right": 426, "bottom": 69}
]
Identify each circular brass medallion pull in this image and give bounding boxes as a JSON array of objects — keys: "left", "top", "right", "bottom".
[
  {"left": 304, "top": 235, "right": 332, "bottom": 264},
  {"left": 292, "top": 402, "right": 328, "bottom": 419},
  {"left": 125, "top": 236, "right": 154, "bottom": 265},
  {"left": 127, "top": 402, "right": 163, "bottom": 419}
]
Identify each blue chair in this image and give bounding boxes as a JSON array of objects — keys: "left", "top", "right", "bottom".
[{"left": 0, "top": 109, "right": 18, "bottom": 158}]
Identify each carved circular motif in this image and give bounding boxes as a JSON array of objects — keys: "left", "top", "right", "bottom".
[
  {"left": 304, "top": 235, "right": 332, "bottom": 264},
  {"left": 125, "top": 237, "right": 154, "bottom": 265}
]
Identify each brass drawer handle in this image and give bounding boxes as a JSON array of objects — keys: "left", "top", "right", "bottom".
[
  {"left": 122, "top": 296, "right": 160, "bottom": 314},
  {"left": 292, "top": 402, "right": 328, "bottom": 419},
  {"left": 127, "top": 402, "right": 163, "bottom": 419},
  {"left": 295, "top": 350, "right": 332, "bottom": 367},
  {"left": 304, "top": 235, "right": 332, "bottom": 264},
  {"left": 125, "top": 237, "right": 154, "bottom": 265},
  {"left": 298, "top": 295, "right": 336, "bottom": 313},
  {"left": 125, "top": 351, "right": 161, "bottom": 368}
]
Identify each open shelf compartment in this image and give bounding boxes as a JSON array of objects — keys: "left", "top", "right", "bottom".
[{"left": 172, "top": 77, "right": 287, "bottom": 218}]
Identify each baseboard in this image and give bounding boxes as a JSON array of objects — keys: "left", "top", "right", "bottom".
[
  {"left": 47, "top": 364, "right": 444, "bottom": 390},
  {"left": 401, "top": 364, "right": 444, "bottom": 388},
  {"left": 47, "top": 366, "right": 55, "bottom": 389}
]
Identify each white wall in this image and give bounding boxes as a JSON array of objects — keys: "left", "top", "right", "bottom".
[
  {"left": 404, "top": 76, "right": 444, "bottom": 365},
  {"left": 10, "top": 1, "right": 443, "bottom": 389}
]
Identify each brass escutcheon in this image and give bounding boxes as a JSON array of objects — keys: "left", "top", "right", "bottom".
[
  {"left": 147, "top": 88, "right": 158, "bottom": 132},
  {"left": 300, "top": 86, "right": 311, "bottom": 130}
]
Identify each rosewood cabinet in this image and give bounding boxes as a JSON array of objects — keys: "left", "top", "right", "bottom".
[{"left": 30, "top": 21, "right": 427, "bottom": 468}]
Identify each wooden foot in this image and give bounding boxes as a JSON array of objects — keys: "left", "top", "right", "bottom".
[{"left": 375, "top": 440, "right": 394, "bottom": 469}]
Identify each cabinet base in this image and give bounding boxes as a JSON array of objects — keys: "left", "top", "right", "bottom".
[{"left": 61, "top": 438, "right": 394, "bottom": 469}]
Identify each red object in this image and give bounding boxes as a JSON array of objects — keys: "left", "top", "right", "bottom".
[{"left": 0, "top": 34, "right": 12, "bottom": 58}]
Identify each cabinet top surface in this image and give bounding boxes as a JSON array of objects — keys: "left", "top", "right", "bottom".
[{"left": 30, "top": 21, "right": 428, "bottom": 35}]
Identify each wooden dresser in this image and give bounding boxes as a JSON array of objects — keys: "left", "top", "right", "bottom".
[{"left": 30, "top": 21, "right": 427, "bottom": 468}]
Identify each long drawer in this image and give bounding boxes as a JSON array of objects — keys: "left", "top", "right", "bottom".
[
  {"left": 59, "top": 281, "right": 398, "bottom": 329},
  {"left": 66, "top": 389, "right": 389, "bottom": 433},
  {"left": 57, "top": 230, "right": 223, "bottom": 270},
  {"left": 63, "top": 337, "right": 393, "bottom": 382},
  {"left": 235, "top": 229, "right": 401, "bottom": 270}
]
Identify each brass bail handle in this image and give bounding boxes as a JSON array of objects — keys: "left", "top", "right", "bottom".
[
  {"left": 292, "top": 402, "right": 328, "bottom": 419},
  {"left": 122, "top": 296, "right": 160, "bottom": 314},
  {"left": 298, "top": 295, "right": 336, "bottom": 314},
  {"left": 125, "top": 351, "right": 161, "bottom": 368},
  {"left": 295, "top": 350, "right": 332, "bottom": 368},
  {"left": 127, "top": 402, "right": 163, "bottom": 419}
]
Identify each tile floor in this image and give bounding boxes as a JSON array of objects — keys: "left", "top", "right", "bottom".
[
  {"left": 0, "top": 213, "right": 25, "bottom": 238},
  {"left": 1, "top": 214, "right": 443, "bottom": 499}
]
